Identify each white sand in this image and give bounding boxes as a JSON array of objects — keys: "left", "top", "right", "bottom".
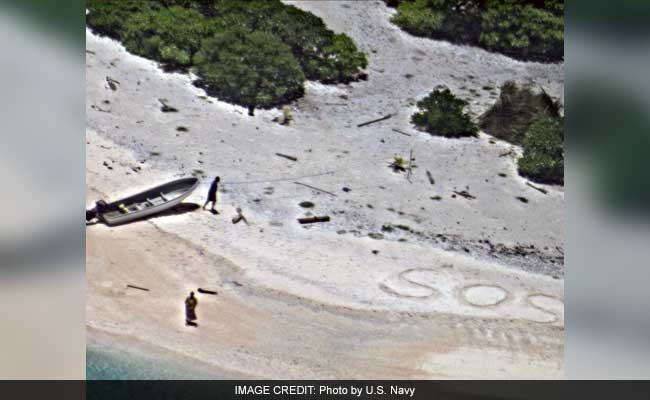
[{"left": 86, "top": 0, "right": 564, "bottom": 378}]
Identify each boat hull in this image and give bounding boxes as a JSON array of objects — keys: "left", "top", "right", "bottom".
[{"left": 97, "top": 177, "right": 200, "bottom": 226}]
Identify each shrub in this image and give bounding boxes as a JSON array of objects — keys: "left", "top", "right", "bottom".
[
  {"left": 388, "top": 0, "right": 564, "bottom": 62},
  {"left": 518, "top": 116, "right": 564, "bottom": 184},
  {"left": 193, "top": 30, "right": 305, "bottom": 115},
  {"left": 210, "top": 0, "right": 367, "bottom": 83},
  {"left": 411, "top": 88, "right": 478, "bottom": 138},
  {"left": 391, "top": 0, "right": 481, "bottom": 44},
  {"left": 121, "top": 6, "right": 208, "bottom": 68},
  {"left": 86, "top": 0, "right": 160, "bottom": 39},
  {"left": 480, "top": 0, "right": 564, "bottom": 62},
  {"left": 479, "top": 81, "right": 560, "bottom": 145}
]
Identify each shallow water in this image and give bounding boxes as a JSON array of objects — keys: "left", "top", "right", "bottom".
[{"left": 87, "top": 343, "right": 217, "bottom": 380}]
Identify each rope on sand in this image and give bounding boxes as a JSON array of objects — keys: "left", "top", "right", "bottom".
[{"left": 221, "top": 171, "right": 336, "bottom": 186}]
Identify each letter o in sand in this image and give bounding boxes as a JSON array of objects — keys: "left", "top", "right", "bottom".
[{"left": 461, "top": 284, "right": 508, "bottom": 308}]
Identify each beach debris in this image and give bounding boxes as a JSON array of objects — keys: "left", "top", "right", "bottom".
[
  {"left": 126, "top": 284, "right": 149, "bottom": 292},
  {"left": 299, "top": 201, "right": 315, "bottom": 208},
  {"left": 276, "top": 153, "right": 298, "bottom": 162},
  {"left": 426, "top": 170, "right": 435, "bottom": 185},
  {"left": 281, "top": 106, "right": 292, "bottom": 125},
  {"left": 197, "top": 288, "right": 218, "bottom": 295},
  {"left": 294, "top": 182, "right": 337, "bottom": 197},
  {"left": 388, "top": 156, "right": 407, "bottom": 173},
  {"left": 430, "top": 195, "right": 442, "bottom": 201},
  {"left": 498, "top": 172, "right": 507, "bottom": 177},
  {"left": 106, "top": 76, "right": 120, "bottom": 91},
  {"left": 526, "top": 182, "right": 548, "bottom": 194},
  {"left": 91, "top": 104, "right": 111, "bottom": 113},
  {"left": 392, "top": 128, "right": 411, "bottom": 136},
  {"left": 176, "top": 126, "right": 189, "bottom": 132},
  {"left": 158, "top": 98, "right": 178, "bottom": 113},
  {"left": 298, "top": 216, "right": 330, "bottom": 224},
  {"left": 372, "top": 250, "right": 380, "bottom": 255},
  {"left": 516, "top": 196, "right": 529, "bottom": 203},
  {"left": 342, "top": 187, "right": 351, "bottom": 193},
  {"left": 85, "top": 49, "right": 96, "bottom": 55},
  {"left": 453, "top": 190, "right": 476, "bottom": 200},
  {"left": 325, "top": 102, "right": 347, "bottom": 106},
  {"left": 232, "top": 207, "right": 249, "bottom": 225},
  {"left": 368, "top": 232, "right": 384, "bottom": 240},
  {"left": 499, "top": 149, "right": 515, "bottom": 158},
  {"left": 357, "top": 113, "right": 393, "bottom": 128}
]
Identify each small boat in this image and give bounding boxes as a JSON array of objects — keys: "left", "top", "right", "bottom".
[{"left": 88, "top": 177, "right": 200, "bottom": 226}]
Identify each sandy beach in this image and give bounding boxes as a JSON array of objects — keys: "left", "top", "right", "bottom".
[{"left": 86, "top": 1, "right": 564, "bottom": 378}]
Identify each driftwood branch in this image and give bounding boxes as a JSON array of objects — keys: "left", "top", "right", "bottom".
[
  {"left": 357, "top": 114, "right": 393, "bottom": 128},
  {"left": 126, "top": 284, "right": 149, "bottom": 292},
  {"left": 294, "top": 182, "right": 337, "bottom": 197},
  {"left": 198, "top": 288, "right": 218, "bottom": 295},
  {"left": 392, "top": 128, "right": 411, "bottom": 137},
  {"left": 276, "top": 153, "right": 298, "bottom": 162},
  {"left": 426, "top": 170, "right": 435, "bottom": 185},
  {"left": 453, "top": 190, "right": 476, "bottom": 200},
  {"left": 298, "top": 216, "right": 331, "bottom": 224},
  {"left": 526, "top": 182, "right": 548, "bottom": 194}
]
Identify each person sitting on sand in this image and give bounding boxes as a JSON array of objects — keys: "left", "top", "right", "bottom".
[
  {"left": 185, "top": 291, "right": 198, "bottom": 327},
  {"left": 203, "top": 176, "right": 220, "bottom": 213}
]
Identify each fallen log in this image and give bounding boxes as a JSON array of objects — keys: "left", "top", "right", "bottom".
[
  {"left": 526, "top": 182, "right": 548, "bottom": 194},
  {"left": 126, "top": 284, "right": 149, "bottom": 292},
  {"left": 294, "top": 182, "right": 337, "bottom": 197},
  {"left": 276, "top": 153, "right": 298, "bottom": 162},
  {"left": 298, "top": 216, "right": 331, "bottom": 224},
  {"left": 197, "top": 288, "right": 218, "bottom": 295},
  {"left": 357, "top": 114, "right": 393, "bottom": 128}
]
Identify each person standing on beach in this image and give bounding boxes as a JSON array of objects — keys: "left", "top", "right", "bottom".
[
  {"left": 185, "top": 291, "right": 198, "bottom": 327},
  {"left": 203, "top": 176, "right": 220, "bottom": 213}
]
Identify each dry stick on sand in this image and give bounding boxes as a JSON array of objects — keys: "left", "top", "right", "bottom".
[
  {"left": 453, "top": 190, "right": 476, "bottom": 200},
  {"left": 357, "top": 114, "right": 393, "bottom": 128},
  {"left": 276, "top": 153, "right": 298, "bottom": 162},
  {"left": 526, "top": 182, "right": 548, "bottom": 194},
  {"left": 406, "top": 149, "right": 414, "bottom": 183},
  {"left": 197, "top": 288, "right": 217, "bottom": 295},
  {"left": 126, "top": 284, "right": 149, "bottom": 292},
  {"left": 294, "top": 182, "right": 338, "bottom": 197},
  {"left": 298, "top": 216, "right": 331, "bottom": 224},
  {"left": 392, "top": 128, "right": 412, "bottom": 137},
  {"left": 426, "top": 170, "right": 435, "bottom": 185}
]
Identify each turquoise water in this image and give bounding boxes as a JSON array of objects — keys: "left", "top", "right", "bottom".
[{"left": 87, "top": 344, "right": 217, "bottom": 380}]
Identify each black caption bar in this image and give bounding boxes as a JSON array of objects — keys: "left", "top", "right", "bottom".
[{"left": 2, "top": 381, "right": 650, "bottom": 400}]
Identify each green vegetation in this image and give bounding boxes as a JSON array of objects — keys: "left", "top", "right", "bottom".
[
  {"left": 122, "top": 6, "right": 207, "bottom": 68},
  {"left": 387, "top": 0, "right": 564, "bottom": 62},
  {"left": 411, "top": 88, "right": 478, "bottom": 138},
  {"left": 194, "top": 30, "right": 305, "bottom": 115},
  {"left": 481, "top": 82, "right": 563, "bottom": 184},
  {"left": 86, "top": 0, "right": 367, "bottom": 114},
  {"left": 518, "top": 116, "right": 564, "bottom": 184}
]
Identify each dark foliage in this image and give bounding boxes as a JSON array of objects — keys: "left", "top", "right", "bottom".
[
  {"left": 388, "top": 0, "right": 564, "bottom": 62},
  {"left": 518, "top": 116, "right": 564, "bottom": 184},
  {"left": 411, "top": 88, "right": 478, "bottom": 138},
  {"left": 193, "top": 29, "right": 305, "bottom": 115}
]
